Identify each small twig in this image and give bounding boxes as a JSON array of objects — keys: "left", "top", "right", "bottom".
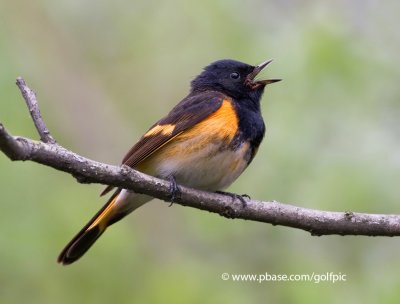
[
  {"left": 1, "top": 77, "right": 400, "bottom": 237},
  {"left": 16, "top": 77, "right": 56, "bottom": 144}
]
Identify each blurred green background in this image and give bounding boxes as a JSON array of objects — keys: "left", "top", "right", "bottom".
[{"left": 1, "top": 0, "right": 400, "bottom": 303}]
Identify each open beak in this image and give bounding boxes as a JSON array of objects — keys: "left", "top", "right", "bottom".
[{"left": 246, "top": 59, "right": 282, "bottom": 89}]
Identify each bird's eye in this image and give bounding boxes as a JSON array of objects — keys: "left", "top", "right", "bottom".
[{"left": 230, "top": 72, "right": 240, "bottom": 80}]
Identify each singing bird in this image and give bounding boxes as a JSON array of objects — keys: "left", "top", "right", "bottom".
[{"left": 58, "top": 59, "right": 281, "bottom": 265}]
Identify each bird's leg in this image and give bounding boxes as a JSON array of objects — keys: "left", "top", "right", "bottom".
[
  {"left": 215, "top": 191, "right": 250, "bottom": 208},
  {"left": 167, "top": 175, "right": 181, "bottom": 206}
]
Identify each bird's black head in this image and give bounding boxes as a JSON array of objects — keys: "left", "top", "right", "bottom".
[{"left": 191, "top": 59, "right": 281, "bottom": 102}]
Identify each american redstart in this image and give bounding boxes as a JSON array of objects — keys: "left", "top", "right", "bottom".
[{"left": 58, "top": 59, "right": 281, "bottom": 265}]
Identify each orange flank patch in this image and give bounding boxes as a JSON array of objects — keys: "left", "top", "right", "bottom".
[
  {"left": 176, "top": 99, "right": 238, "bottom": 142},
  {"left": 159, "top": 99, "right": 237, "bottom": 157},
  {"left": 136, "top": 99, "right": 240, "bottom": 182},
  {"left": 144, "top": 124, "right": 175, "bottom": 137}
]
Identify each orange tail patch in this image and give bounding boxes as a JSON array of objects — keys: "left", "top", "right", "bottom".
[{"left": 57, "top": 190, "right": 120, "bottom": 265}]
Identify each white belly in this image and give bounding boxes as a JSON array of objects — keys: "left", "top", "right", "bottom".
[{"left": 153, "top": 141, "right": 250, "bottom": 191}]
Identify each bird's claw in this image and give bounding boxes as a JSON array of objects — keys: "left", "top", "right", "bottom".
[
  {"left": 215, "top": 191, "right": 250, "bottom": 207},
  {"left": 168, "top": 175, "right": 181, "bottom": 206}
]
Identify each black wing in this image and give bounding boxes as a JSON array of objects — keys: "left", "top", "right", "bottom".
[{"left": 101, "top": 91, "right": 227, "bottom": 196}]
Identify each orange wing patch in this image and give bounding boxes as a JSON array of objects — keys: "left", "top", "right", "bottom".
[{"left": 144, "top": 124, "right": 175, "bottom": 137}]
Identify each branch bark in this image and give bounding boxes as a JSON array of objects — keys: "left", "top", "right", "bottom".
[
  {"left": 15, "top": 77, "right": 56, "bottom": 144},
  {"left": 1, "top": 78, "right": 400, "bottom": 237}
]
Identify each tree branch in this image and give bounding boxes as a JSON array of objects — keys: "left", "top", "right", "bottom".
[
  {"left": 1, "top": 78, "right": 400, "bottom": 237},
  {"left": 16, "top": 77, "right": 56, "bottom": 144}
]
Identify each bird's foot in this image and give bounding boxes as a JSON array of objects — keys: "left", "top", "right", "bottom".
[
  {"left": 215, "top": 191, "right": 250, "bottom": 208},
  {"left": 168, "top": 175, "right": 181, "bottom": 206}
]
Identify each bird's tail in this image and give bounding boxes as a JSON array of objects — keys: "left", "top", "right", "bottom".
[{"left": 58, "top": 190, "right": 149, "bottom": 265}]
